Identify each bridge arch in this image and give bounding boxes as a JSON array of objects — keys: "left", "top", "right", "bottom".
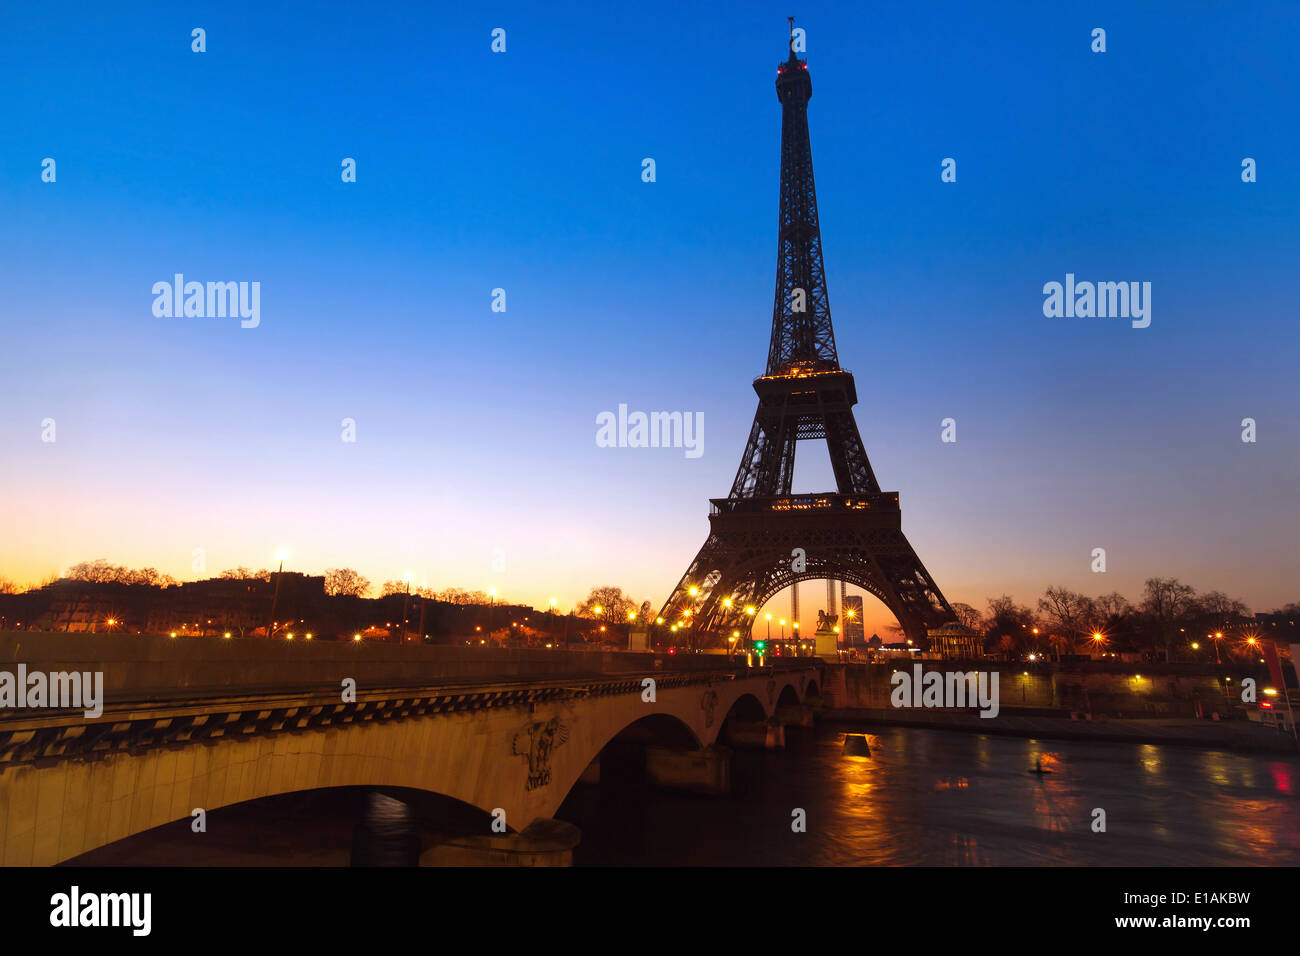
[
  {"left": 720, "top": 691, "right": 767, "bottom": 724},
  {"left": 64, "top": 784, "right": 492, "bottom": 865}
]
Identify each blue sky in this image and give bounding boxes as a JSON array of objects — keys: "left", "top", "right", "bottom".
[{"left": 2, "top": 1, "right": 1297, "bottom": 630}]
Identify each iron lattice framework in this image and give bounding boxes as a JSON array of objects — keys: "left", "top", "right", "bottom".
[{"left": 659, "top": 28, "right": 954, "bottom": 648}]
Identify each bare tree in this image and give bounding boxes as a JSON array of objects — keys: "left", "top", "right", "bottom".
[
  {"left": 1140, "top": 577, "right": 1198, "bottom": 662},
  {"left": 949, "top": 602, "right": 983, "bottom": 630},
  {"left": 576, "top": 586, "right": 642, "bottom": 625},
  {"left": 1198, "top": 590, "right": 1250, "bottom": 624},
  {"left": 67, "top": 559, "right": 125, "bottom": 583},
  {"left": 983, "top": 595, "right": 1037, "bottom": 656},
  {"left": 1094, "top": 592, "right": 1132, "bottom": 619},
  {"left": 324, "top": 568, "right": 372, "bottom": 598},
  {"left": 1037, "top": 586, "right": 1095, "bottom": 656}
]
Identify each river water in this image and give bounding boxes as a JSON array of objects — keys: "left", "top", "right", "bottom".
[
  {"left": 68, "top": 724, "right": 1300, "bottom": 866},
  {"left": 558, "top": 724, "right": 1300, "bottom": 866}
]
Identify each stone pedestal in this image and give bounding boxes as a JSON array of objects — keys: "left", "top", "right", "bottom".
[
  {"left": 814, "top": 627, "right": 840, "bottom": 661},
  {"left": 842, "top": 733, "right": 872, "bottom": 757},
  {"left": 420, "top": 818, "right": 580, "bottom": 867},
  {"left": 644, "top": 745, "right": 732, "bottom": 795}
]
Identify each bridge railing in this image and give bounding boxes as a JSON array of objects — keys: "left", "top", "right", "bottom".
[{"left": 0, "top": 632, "right": 810, "bottom": 708}]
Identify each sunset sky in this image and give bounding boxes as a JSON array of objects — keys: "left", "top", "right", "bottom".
[{"left": 2, "top": 2, "right": 1297, "bottom": 634}]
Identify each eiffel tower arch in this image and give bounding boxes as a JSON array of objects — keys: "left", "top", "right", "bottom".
[{"left": 660, "top": 23, "right": 954, "bottom": 651}]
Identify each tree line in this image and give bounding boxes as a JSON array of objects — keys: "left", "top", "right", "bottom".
[{"left": 950, "top": 577, "right": 1294, "bottom": 661}]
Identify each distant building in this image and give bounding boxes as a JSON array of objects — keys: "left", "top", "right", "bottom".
[
  {"left": 875, "top": 641, "right": 918, "bottom": 659},
  {"left": 928, "top": 621, "right": 982, "bottom": 658}
]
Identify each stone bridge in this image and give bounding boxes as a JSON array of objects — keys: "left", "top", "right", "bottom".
[{"left": 0, "top": 634, "right": 822, "bottom": 865}]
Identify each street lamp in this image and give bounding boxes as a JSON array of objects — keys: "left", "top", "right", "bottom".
[
  {"left": 400, "top": 574, "right": 413, "bottom": 644},
  {"left": 266, "top": 550, "right": 287, "bottom": 639}
]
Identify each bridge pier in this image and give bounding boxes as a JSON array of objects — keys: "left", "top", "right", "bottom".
[
  {"left": 643, "top": 745, "right": 732, "bottom": 796},
  {"left": 776, "top": 703, "right": 815, "bottom": 728},
  {"left": 723, "top": 717, "right": 785, "bottom": 750},
  {"left": 420, "top": 818, "right": 581, "bottom": 867}
]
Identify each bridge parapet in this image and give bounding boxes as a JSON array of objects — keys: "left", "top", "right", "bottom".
[
  {"left": 0, "top": 632, "right": 808, "bottom": 703},
  {"left": 0, "top": 634, "right": 817, "bottom": 773}
]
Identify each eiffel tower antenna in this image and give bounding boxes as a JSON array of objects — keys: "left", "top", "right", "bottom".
[{"left": 658, "top": 26, "right": 955, "bottom": 655}]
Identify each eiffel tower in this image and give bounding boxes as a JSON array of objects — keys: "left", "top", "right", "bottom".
[{"left": 660, "top": 22, "right": 954, "bottom": 651}]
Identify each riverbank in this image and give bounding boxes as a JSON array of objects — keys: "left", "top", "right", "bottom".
[{"left": 823, "top": 707, "right": 1300, "bottom": 754}]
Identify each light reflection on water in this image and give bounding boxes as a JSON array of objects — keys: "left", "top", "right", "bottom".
[{"left": 562, "top": 725, "right": 1300, "bottom": 866}]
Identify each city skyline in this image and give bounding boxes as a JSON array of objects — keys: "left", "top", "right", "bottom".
[{"left": 3, "top": 3, "right": 1298, "bottom": 637}]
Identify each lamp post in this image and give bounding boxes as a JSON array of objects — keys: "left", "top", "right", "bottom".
[
  {"left": 400, "top": 576, "right": 413, "bottom": 644},
  {"left": 266, "top": 552, "right": 286, "bottom": 640}
]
